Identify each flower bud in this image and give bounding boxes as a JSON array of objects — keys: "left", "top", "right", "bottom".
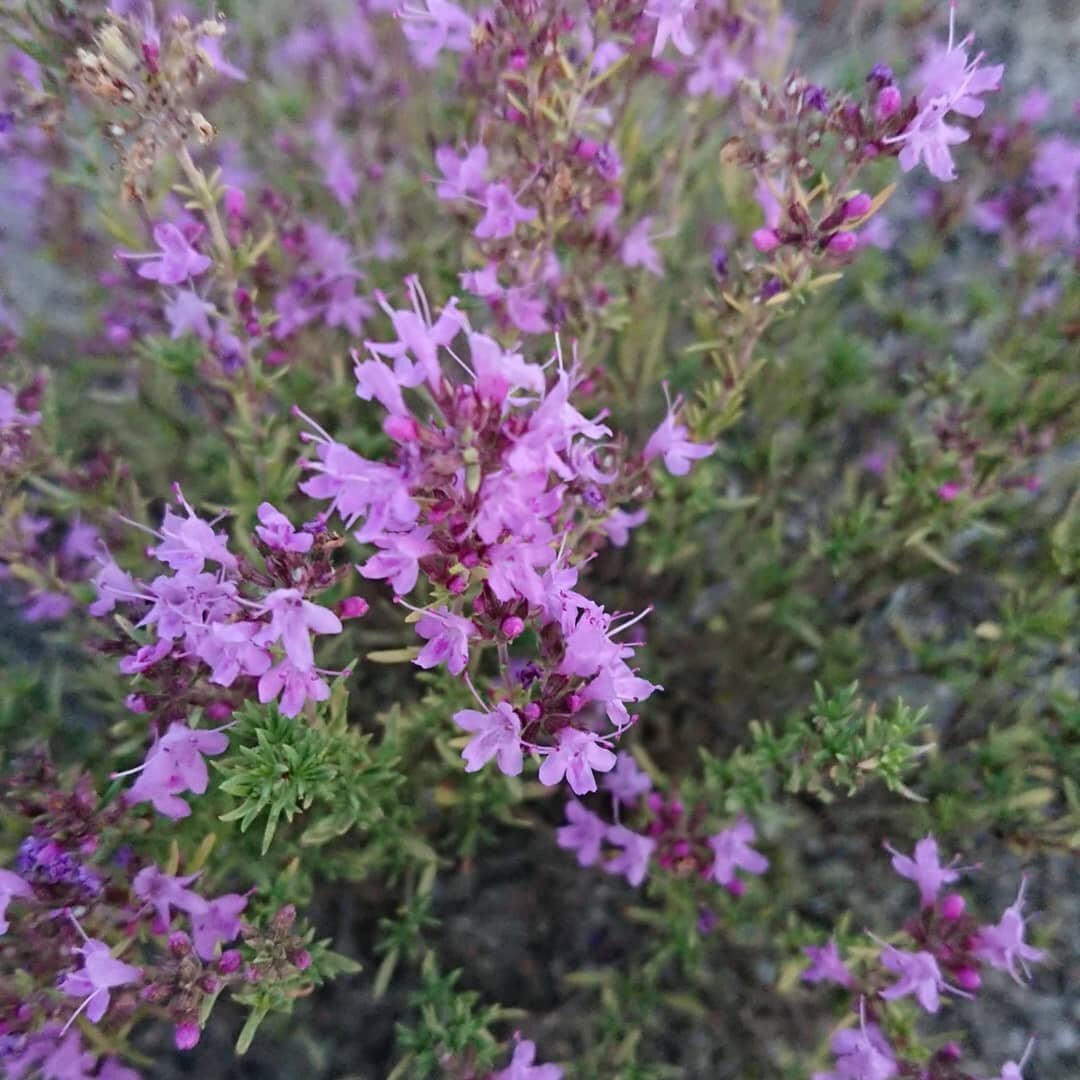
[
  {"left": 940, "top": 892, "right": 966, "bottom": 920},
  {"left": 292, "top": 949, "right": 312, "bottom": 971},
  {"left": 752, "top": 228, "right": 780, "bottom": 253},
  {"left": 168, "top": 931, "right": 192, "bottom": 955},
  {"left": 383, "top": 414, "right": 421, "bottom": 442},
  {"left": 843, "top": 193, "right": 873, "bottom": 220},
  {"left": 875, "top": 85, "right": 902, "bottom": 121},
  {"left": 125, "top": 693, "right": 149, "bottom": 714},
  {"left": 826, "top": 232, "right": 858, "bottom": 254},
  {"left": 206, "top": 701, "right": 235, "bottom": 721},
  {"left": 501, "top": 616, "right": 525, "bottom": 640},
  {"left": 339, "top": 596, "right": 370, "bottom": 620},
  {"left": 174, "top": 1021, "right": 201, "bottom": 1050},
  {"left": 953, "top": 966, "right": 981, "bottom": 991},
  {"left": 218, "top": 949, "right": 243, "bottom": 974},
  {"left": 523, "top": 702, "right": 542, "bottom": 721}
]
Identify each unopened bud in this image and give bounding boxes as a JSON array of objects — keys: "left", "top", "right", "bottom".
[
  {"left": 501, "top": 616, "right": 525, "bottom": 640},
  {"left": 174, "top": 1021, "right": 201, "bottom": 1050},
  {"left": 752, "top": 228, "right": 780, "bottom": 253},
  {"left": 875, "top": 85, "right": 902, "bottom": 121}
]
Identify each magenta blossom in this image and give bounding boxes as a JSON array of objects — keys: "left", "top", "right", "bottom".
[
  {"left": 474, "top": 183, "right": 537, "bottom": 240},
  {"left": 253, "top": 588, "right": 342, "bottom": 671},
  {"left": 972, "top": 878, "right": 1045, "bottom": 983},
  {"left": 556, "top": 801, "right": 607, "bottom": 867},
  {"left": 801, "top": 939, "right": 855, "bottom": 988},
  {"left": 706, "top": 819, "right": 769, "bottom": 888},
  {"left": 538, "top": 727, "right": 617, "bottom": 795},
  {"left": 61, "top": 934, "right": 140, "bottom": 1027},
  {"left": 122, "top": 722, "right": 230, "bottom": 820},
  {"left": 257, "top": 659, "right": 332, "bottom": 717},
  {"left": 643, "top": 396, "right": 715, "bottom": 476},
  {"left": 454, "top": 702, "right": 524, "bottom": 776},
  {"left": 255, "top": 503, "right": 313, "bottom": 553},
  {"left": 493, "top": 1037, "right": 563, "bottom": 1080},
  {"left": 878, "top": 945, "right": 958, "bottom": 1013},
  {"left": 884, "top": 834, "right": 962, "bottom": 907},
  {"left": 604, "top": 825, "right": 655, "bottom": 887},
  {"left": 191, "top": 893, "right": 248, "bottom": 961},
  {"left": 122, "top": 223, "right": 212, "bottom": 284},
  {"left": 435, "top": 143, "right": 489, "bottom": 200},
  {"left": 132, "top": 866, "right": 206, "bottom": 930},
  {"left": 413, "top": 606, "right": 477, "bottom": 675}
]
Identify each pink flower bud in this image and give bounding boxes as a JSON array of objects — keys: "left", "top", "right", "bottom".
[
  {"left": 501, "top": 616, "right": 525, "bottom": 640},
  {"left": 447, "top": 574, "right": 468, "bottom": 595},
  {"left": 339, "top": 596, "right": 370, "bottom": 619},
  {"left": 224, "top": 187, "right": 246, "bottom": 219},
  {"left": 843, "top": 193, "right": 873, "bottom": 220},
  {"left": 752, "top": 228, "right": 780, "bottom": 253},
  {"left": 174, "top": 1021, "right": 201, "bottom": 1050},
  {"left": 875, "top": 85, "right": 902, "bottom": 121},
  {"left": 725, "top": 877, "right": 746, "bottom": 897},
  {"left": 206, "top": 701, "right": 235, "bottom": 721},
  {"left": 574, "top": 138, "right": 600, "bottom": 161},
  {"left": 939, "top": 1042, "right": 963, "bottom": 1062},
  {"left": 383, "top": 414, "right": 420, "bottom": 442},
  {"left": 218, "top": 949, "right": 243, "bottom": 974},
  {"left": 937, "top": 481, "right": 963, "bottom": 501},
  {"left": 125, "top": 694, "right": 149, "bottom": 714},
  {"left": 523, "top": 702, "right": 541, "bottom": 721},
  {"left": 292, "top": 949, "right": 312, "bottom": 971},
  {"left": 953, "top": 966, "right": 981, "bottom": 991},
  {"left": 566, "top": 693, "right": 584, "bottom": 714},
  {"left": 827, "top": 232, "right": 858, "bottom": 254},
  {"left": 168, "top": 931, "right": 192, "bottom": 955},
  {"left": 940, "top": 893, "right": 966, "bottom": 919}
]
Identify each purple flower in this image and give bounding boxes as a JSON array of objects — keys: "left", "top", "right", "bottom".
[
  {"left": 164, "top": 290, "right": 217, "bottom": 340},
  {"left": 538, "top": 727, "right": 617, "bottom": 796},
  {"left": 646, "top": 0, "right": 698, "bottom": 58},
  {"left": 474, "top": 183, "right": 537, "bottom": 240},
  {"left": 801, "top": 939, "right": 855, "bottom": 987},
  {"left": 493, "top": 1037, "right": 562, "bottom": 1080},
  {"left": 253, "top": 588, "right": 342, "bottom": 671},
  {"left": 149, "top": 487, "right": 237, "bottom": 574},
  {"left": 123, "top": 223, "right": 212, "bottom": 285},
  {"left": 123, "top": 722, "right": 230, "bottom": 820},
  {"left": 255, "top": 503, "right": 314, "bottom": 553},
  {"left": 435, "top": 144, "right": 489, "bottom": 200},
  {"left": 0, "top": 868, "right": 33, "bottom": 934},
  {"left": 878, "top": 945, "right": 951, "bottom": 1013},
  {"left": 601, "top": 507, "right": 648, "bottom": 548},
  {"left": 983, "top": 1040, "right": 1035, "bottom": 1080},
  {"left": 61, "top": 936, "right": 140, "bottom": 1026},
  {"left": 604, "top": 825, "right": 655, "bottom": 886},
  {"left": 454, "top": 702, "right": 524, "bottom": 776},
  {"left": 884, "top": 835, "right": 961, "bottom": 907},
  {"left": 191, "top": 893, "right": 247, "bottom": 960},
  {"left": 359, "top": 526, "right": 437, "bottom": 595},
  {"left": 414, "top": 606, "right": 477, "bottom": 675},
  {"left": 602, "top": 751, "right": 652, "bottom": 804},
  {"left": 706, "top": 819, "right": 768, "bottom": 887},
  {"left": 132, "top": 865, "right": 206, "bottom": 929},
  {"left": 889, "top": 9, "right": 1003, "bottom": 182},
  {"left": 556, "top": 801, "right": 607, "bottom": 867},
  {"left": 620, "top": 217, "right": 663, "bottom": 275},
  {"left": 399, "top": 0, "right": 473, "bottom": 68},
  {"left": 972, "top": 878, "right": 1045, "bottom": 983},
  {"left": 257, "top": 659, "right": 332, "bottom": 717},
  {"left": 644, "top": 398, "right": 715, "bottom": 476},
  {"left": 813, "top": 1018, "right": 897, "bottom": 1080}
]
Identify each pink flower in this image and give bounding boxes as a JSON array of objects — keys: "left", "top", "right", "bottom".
[
  {"left": 604, "top": 825, "right": 655, "bottom": 886},
  {"left": 399, "top": 0, "right": 473, "bottom": 68},
  {"left": 191, "top": 893, "right": 247, "bottom": 960},
  {"left": 601, "top": 507, "right": 648, "bottom": 547},
  {"left": 801, "top": 939, "right": 855, "bottom": 987},
  {"left": 257, "top": 659, "right": 332, "bottom": 717},
  {"left": 435, "top": 143, "right": 489, "bottom": 200},
  {"left": 454, "top": 702, "right": 524, "bottom": 776},
  {"left": 878, "top": 946, "right": 952, "bottom": 1013},
  {"left": 0, "top": 868, "right": 33, "bottom": 934},
  {"left": 556, "top": 801, "right": 607, "bottom": 867},
  {"left": 884, "top": 835, "right": 962, "bottom": 907},
  {"left": 646, "top": 0, "right": 697, "bottom": 58},
  {"left": 620, "top": 217, "right": 663, "bottom": 275},
  {"left": 814, "top": 1018, "right": 897, "bottom": 1080},
  {"left": 890, "top": 9, "right": 1003, "bottom": 182},
  {"left": 149, "top": 486, "right": 237, "bottom": 574},
  {"left": 972, "top": 878, "right": 1045, "bottom": 983},
  {"left": 133, "top": 866, "right": 207, "bottom": 929},
  {"left": 707, "top": 819, "right": 768, "bottom": 887},
  {"left": 255, "top": 502, "right": 314, "bottom": 553},
  {"left": 474, "top": 183, "right": 537, "bottom": 240},
  {"left": 253, "top": 588, "right": 342, "bottom": 671},
  {"left": 61, "top": 936, "right": 140, "bottom": 1026},
  {"left": 165, "top": 289, "right": 217, "bottom": 340},
  {"left": 493, "top": 1037, "right": 562, "bottom": 1080},
  {"left": 538, "top": 727, "right": 616, "bottom": 795},
  {"left": 414, "top": 606, "right": 477, "bottom": 675},
  {"left": 602, "top": 751, "right": 652, "bottom": 804},
  {"left": 644, "top": 398, "right": 715, "bottom": 476},
  {"left": 123, "top": 722, "right": 230, "bottom": 819},
  {"left": 359, "top": 526, "right": 437, "bottom": 595},
  {"left": 123, "top": 223, "right": 212, "bottom": 284}
]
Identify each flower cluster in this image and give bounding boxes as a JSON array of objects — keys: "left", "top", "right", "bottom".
[
  {"left": 90, "top": 489, "right": 348, "bottom": 815},
  {"left": 803, "top": 835, "right": 1045, "bottom": 1079},
  {"left": 557, "top": 751, "right": 768, "bottom": 896},
  {"left": 0, "top": 755, "right": 307, "bottom": 1074},
  {"left": 297, "top": 278, "right": 713, "bottom": 795}
]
